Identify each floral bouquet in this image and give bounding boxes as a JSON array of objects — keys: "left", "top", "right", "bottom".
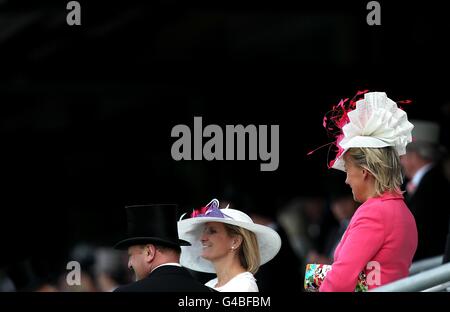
[{"left": 304, "top": 263, "right": 368, "bottom": 292}]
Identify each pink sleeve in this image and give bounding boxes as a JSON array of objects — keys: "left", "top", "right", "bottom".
[{"left": 319, "top": 208, "right": 385, "bottom": 292}]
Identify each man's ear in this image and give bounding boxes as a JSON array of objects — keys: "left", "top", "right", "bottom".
[{"left": 144, "top": 244, "right": 156, "bottom": 261}]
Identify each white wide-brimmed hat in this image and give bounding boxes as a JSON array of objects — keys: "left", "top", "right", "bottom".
[
  {"left": 177, "top": 199, "right": 282, "bottom": 273},
  {"left": 330, "top": 91, "right": 414, "bottom": 171}
]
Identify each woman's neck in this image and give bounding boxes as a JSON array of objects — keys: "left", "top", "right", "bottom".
[
  {"left": 360, "top": 179, "right": 377, "bottom": 203},
  {"left": 213, "top": 257, "right": 246, "bottom": 287},
  {"left": 362, "top": 189, "right": 377, "bottom": 202}
]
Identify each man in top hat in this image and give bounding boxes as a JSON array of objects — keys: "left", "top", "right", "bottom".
[{"left": 113, "top": 204, "right": 213, "bottom": 292}]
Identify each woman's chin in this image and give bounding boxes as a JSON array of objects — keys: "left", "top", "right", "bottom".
[{"left": 201, "top": 252, "right": 211, "bottom": 260}]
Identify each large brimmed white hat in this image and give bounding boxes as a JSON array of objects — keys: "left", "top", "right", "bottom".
[
  {"left": 177, "top": 199, "right": 282, "bottom": 273},
  {"left": 329, "top": 91, "right": 414, "bottom": 171}
]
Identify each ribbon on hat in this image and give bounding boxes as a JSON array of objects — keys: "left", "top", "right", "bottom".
[
  {"left": 307, "top": 90, "right": 369, "bottom": 168},
  {"left": 190, "top": 198, "right": 232, "bottom": 219}
]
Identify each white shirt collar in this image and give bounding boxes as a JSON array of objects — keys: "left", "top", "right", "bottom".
[
  {"left": 151, "top": 262, "right": 182, "bottom": 273},
  {"left": 412, "top": 163, "right": 433, "bottom": 187}
]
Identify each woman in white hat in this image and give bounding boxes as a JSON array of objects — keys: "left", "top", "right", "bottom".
[
  {"left": 311, "top": 91, "right": 418, "bottom": 291},
  {"left": 178, "top": 199, "right": 281, "bottom": 292}
]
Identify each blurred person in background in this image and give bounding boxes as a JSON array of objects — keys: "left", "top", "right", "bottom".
[
  {"left": 278, "top": 195, "right": 333, "bottom": 269},
  {"left": 247, "top": 198, "right": 303, "bottom": 292},
  {"left": 307, "top": 186, "right": 359, "bottom": 265},
  {"left": 437, "top": 102, "right": 450, "bottom": 264},
  {"left": 94, "top": 247, "right": 132, "bottom": 291},
  {"left": 323, "top": 187, "right": 359, "bottom": 262},
  {"left": 4, "top": 259, "right": 59, "bottom": 292},
  {"left": 0, "top": 271, "right": 15, "bottom": 292},
  {"left": 58, "top": 243, "right": 98, "bottom": 292},
  {"left": 400, "top": 120, "right": 450, "bottom": 260}
]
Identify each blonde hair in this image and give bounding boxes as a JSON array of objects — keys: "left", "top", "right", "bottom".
[
  {"left": 345, "top": 147, "right": 403, "bottom": 196},
  {"left": 224, "top": 224, "right": 261, "bottom": 274}
]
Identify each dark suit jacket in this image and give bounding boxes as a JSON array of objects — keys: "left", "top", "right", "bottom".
[
  {"left": 406, "top": 164, "right": 450, "bottom": 260},
  {"left": 114, "top": 265, "right": 213, "bottom": 292}
]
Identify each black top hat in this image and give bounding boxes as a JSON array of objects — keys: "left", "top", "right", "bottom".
[{"left": 114, "top": 204, "right": 191, "bottom": 250}]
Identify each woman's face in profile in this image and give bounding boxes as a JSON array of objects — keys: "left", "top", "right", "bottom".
[
  {"left": 344, "top": 155, "right": 366, "bottom": 203},
  {"left": 200, "top": 222, "right": 234, "bottom": 261}
]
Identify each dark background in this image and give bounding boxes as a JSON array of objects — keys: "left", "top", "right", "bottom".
[{"left": 1, "top": 0, "right": 449, "bottom": 281}]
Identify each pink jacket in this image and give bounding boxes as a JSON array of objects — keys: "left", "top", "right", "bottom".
[{"left": 320, "top": 192, "right": 418, "bottom": 291}]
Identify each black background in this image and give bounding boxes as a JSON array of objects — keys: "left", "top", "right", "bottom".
[{"left": 1, "top": 0, "right": 450, "bottom": 291}]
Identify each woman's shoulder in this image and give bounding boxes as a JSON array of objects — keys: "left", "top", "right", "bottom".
[
  {"left": 233, "top": 272, "right": 256, "bottom": 282},
  {"left": 352, "top": 192, "right": 407, "bottom": 224},
  {"left": 350, "top": 198, "right": 386, "bottom": 225},
  {"left": 362, "top": 193, "right": 405, "bottom": 211},
  {"left": 226, "top": 272, "right": 258, "bottom": 292},
  {"left": 209, "top": 272, "right": 258, "bottom": 292}
]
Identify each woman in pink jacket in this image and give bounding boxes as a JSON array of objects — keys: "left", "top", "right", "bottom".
[{"left": 317, "top": 91, "right": 418, "bottom": 291}]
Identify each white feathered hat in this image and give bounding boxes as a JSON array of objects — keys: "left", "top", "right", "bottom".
[{"left": 326, "top": 91, "right": 414, "bottom": 171}]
